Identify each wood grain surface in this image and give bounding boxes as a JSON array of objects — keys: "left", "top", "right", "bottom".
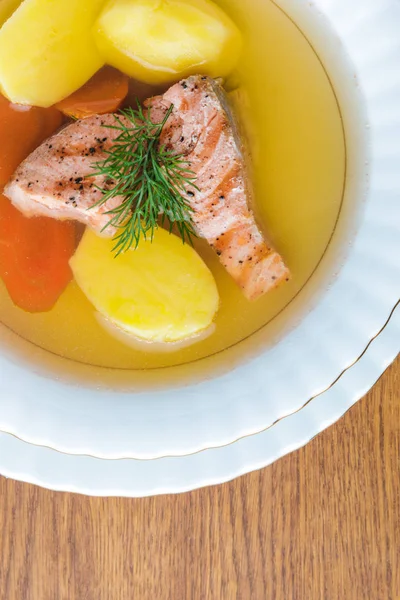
[{"left": 0, "top": 357, "right": 398, "bottom": 600}]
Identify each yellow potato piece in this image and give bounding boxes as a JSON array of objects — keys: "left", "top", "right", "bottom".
[
  {"left": 70, "top": 229, "right": 220, "bottom": 344},
  {"left": 0, "top": 0, "right": 106, "bottom": 107},
  {"left": 0, "top": 0, "right": 22, "bottom": 26},
  {"left": 94, "top": 0, "right": 243, "bottom": 84}
]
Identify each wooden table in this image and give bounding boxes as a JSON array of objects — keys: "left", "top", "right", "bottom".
[{"left": 0, "top": 357, "right": 399, "bottom": 600}]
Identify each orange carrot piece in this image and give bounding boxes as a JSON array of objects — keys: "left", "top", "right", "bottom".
[
  {"left": 56, "top": 66, "right": 129, "bottom": 119},
  {"left": 0, "top": 197, "right": 76, "bottom": 312},
  {"left": 0, "top": 95, "right": 76, "bottom": 313}
]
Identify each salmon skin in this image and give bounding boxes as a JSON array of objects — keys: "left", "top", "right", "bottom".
[{"left": 4, "top": 75, "right": 289, "bottom": 300}]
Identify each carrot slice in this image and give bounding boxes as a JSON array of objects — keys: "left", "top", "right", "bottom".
[
  {"left": 0, "top": 95, "right": 77, "bottom": 313},
  {"left": 56, "top": 66, "right": 129, "bottom": 119},
  {"left": 0, "top": 197, "right": 76, "bottom": 312}
]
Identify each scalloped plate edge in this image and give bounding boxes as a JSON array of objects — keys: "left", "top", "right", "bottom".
[{"left": 0, "top": 301, "right": 398, "bottom": 497}]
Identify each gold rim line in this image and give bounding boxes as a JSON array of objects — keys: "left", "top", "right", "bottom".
[
  {"left": 0, "top": 0, "right": 347, "bottom": 372},
  {"left": 0, "top": 300, "right": 398, "bottom": 461}
]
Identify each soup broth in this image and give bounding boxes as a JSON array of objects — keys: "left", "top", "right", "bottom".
[{"left": 0, "top": 0, "right": 345, "bottom": 369}]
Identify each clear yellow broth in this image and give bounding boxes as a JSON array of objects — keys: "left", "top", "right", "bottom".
[{"left": 0, "top": 0, "right": 345, "bottom": 369}]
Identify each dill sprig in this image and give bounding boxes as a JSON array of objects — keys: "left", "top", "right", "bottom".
[{"left": 90, "top": 104, "right": 197, "bottom": 256}]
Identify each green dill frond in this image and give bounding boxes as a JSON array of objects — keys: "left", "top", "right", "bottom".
[{"left": 90, "top": 103, "right": 197, "bottom": 256}]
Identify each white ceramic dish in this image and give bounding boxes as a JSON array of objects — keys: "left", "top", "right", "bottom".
[
  {"left": 0, "top": 301, "right": 398, "bottom": 497},
  {"left": 0, "top": 0, "right": 399, "bottom": 459}
]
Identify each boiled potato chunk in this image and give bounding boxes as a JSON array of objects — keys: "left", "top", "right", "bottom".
[
  {"left": 94, "top": 0, "right": 243, "bottom": 84},
  {"left": 0, "top": 0, "right": 106, "bottom": 107},
  {"left": 70, "top": 229, "right": 219, "bottom": 344},
  {"left": 0, "top": 0, "right": 22, "bottom": 26}
]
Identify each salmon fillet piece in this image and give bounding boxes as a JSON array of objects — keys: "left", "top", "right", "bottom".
[
  {"left": 4, "top": 114, "right": 127, "bottom": 234},
  {"left": 4, "top": 75, "right": 289, "bottom": 300},
  {"left": 145, "top": 76, "right": 290, "bottom": 300}
]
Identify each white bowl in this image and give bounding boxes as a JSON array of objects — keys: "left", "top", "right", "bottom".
[{"left": 0, "top": 0, "right": 399, "bottom": 459}]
